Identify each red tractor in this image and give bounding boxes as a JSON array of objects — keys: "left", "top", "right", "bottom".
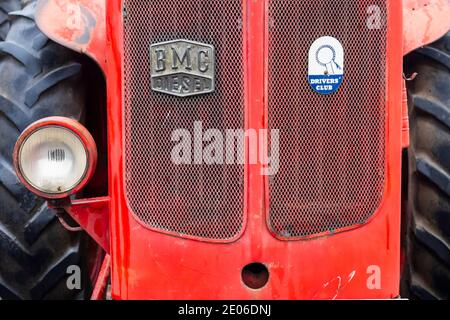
[{"left": 0, "top": 0, "right": 450, "bottom": 300}]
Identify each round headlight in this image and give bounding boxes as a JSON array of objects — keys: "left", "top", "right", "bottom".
[{"left": 14, "top": 117, "right": 97, "bottom": 199}]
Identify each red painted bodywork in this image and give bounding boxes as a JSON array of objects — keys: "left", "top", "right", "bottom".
[
  {"left": 402, "top": 81, "right": 410, "bottom": 148},
  {"left": 62, "top": 197, "right": 110, "bottom": 252},
  {"left": 35, "top": 0, "right": 107, "bottom": 71},
  {"left": 403, "top": 0, "right": 450, "bottom": 54},
  {"left": 91, "top": 254, "right": 111, "bottom": 300},
  {"left": 105, "top": 0, "right": 401, "bottom": 300},
  {"left": 33, "top": 0, "right": 450, "bottom": 74},
  {"left": 29, "top": 0, "right": 450, "bottom": 299}
]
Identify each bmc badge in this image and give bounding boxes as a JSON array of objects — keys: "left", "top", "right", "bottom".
[
  {"left": 308, "top": 36, "right": 344, "bottom": 95},
  {"left": 150, "top": 40, "right": 215, "bottom": 97}
]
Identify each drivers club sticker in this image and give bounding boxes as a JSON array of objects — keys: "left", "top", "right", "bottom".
[{"left": 308, "top": 36, "right": 344, "bottom": 95}]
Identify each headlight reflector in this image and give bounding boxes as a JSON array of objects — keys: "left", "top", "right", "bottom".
[{"left": 19, "top": 126, "right": 88, "bottom": 194}]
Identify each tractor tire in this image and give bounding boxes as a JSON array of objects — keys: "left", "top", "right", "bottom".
[
  {"left": 0, "top": 2, "right": 96, "bottom": 300},
  {"left": 0, "top": 0, "right": 21, "bottom": 41},
  {"left": 404, "top": 30, "right": 450, "bottom": 300}
]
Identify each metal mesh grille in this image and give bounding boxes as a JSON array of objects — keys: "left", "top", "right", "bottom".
[
  {"left": 123, "top": 0, "right": 244, "bottom": 240},
  {"left": 268, "top": 0, "right": 387, "bottom": 238}
]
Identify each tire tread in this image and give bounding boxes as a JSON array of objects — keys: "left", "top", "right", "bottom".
[
  {"left": 0, "top": 2, "right": 89, "bottom": 300},
  {"left": 405, "top": 30, "right": 450, "bottom": 300}
]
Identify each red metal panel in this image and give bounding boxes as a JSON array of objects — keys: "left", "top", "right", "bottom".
[
  {"left": 35, "top": 0, "right": 106, "bottom": 72},
  {"left": 62, "top": 197, "right": 110, "bottom": 253},
  {"left": 106, "top": 0, "right": 403, "bottom": 299},
  {"left": 403, "top": 0, "right": 450, "bottom": 54},
  {"left": 32, "top": 0, "right": 450, "bottom": 77},
  {"left": 91, "top": 254, "right": 111, "bottom": 300}
]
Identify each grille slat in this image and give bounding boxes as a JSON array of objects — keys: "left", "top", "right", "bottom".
[
  {"left": 268, "top": 0, "right": 387, "bottom": 238},
  {"left": 123, "top": 0, "right": 245, "bottom": 240}
]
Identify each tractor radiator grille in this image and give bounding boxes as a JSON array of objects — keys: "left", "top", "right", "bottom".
[
  {"left": 123, "top": 0, "right": 244, "bottom": 240},
  {"left": 268, "top": 0, "right": 387, "bottom": 238}
]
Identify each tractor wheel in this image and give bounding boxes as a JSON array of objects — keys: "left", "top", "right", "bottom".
[
  {"left": 0, "top": 0, "right": 21, "bottom": 41},
  {"left": 404, "top": 30, "right": 450, "bottom": 300},
  {"left": 0, "top": 2, "right": 100, "bottom": 299}
]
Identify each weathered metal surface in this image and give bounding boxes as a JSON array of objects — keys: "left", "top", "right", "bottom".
[
  {"left": 35, "top": 0, "right": 106, "bottom": 71},
  {"left": 150, "top": 40, "right": 215, "bottom": 97},
  {"left": 403, "top": 0, "right": 450, "bottom": 54}
]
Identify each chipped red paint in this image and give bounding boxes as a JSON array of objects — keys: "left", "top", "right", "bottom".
[
  {"left": 403, "top": 0, "right": 450, "bottom": 54},
  {"left": 35, "top": 0, "right": 106, "bottom": 72}
]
